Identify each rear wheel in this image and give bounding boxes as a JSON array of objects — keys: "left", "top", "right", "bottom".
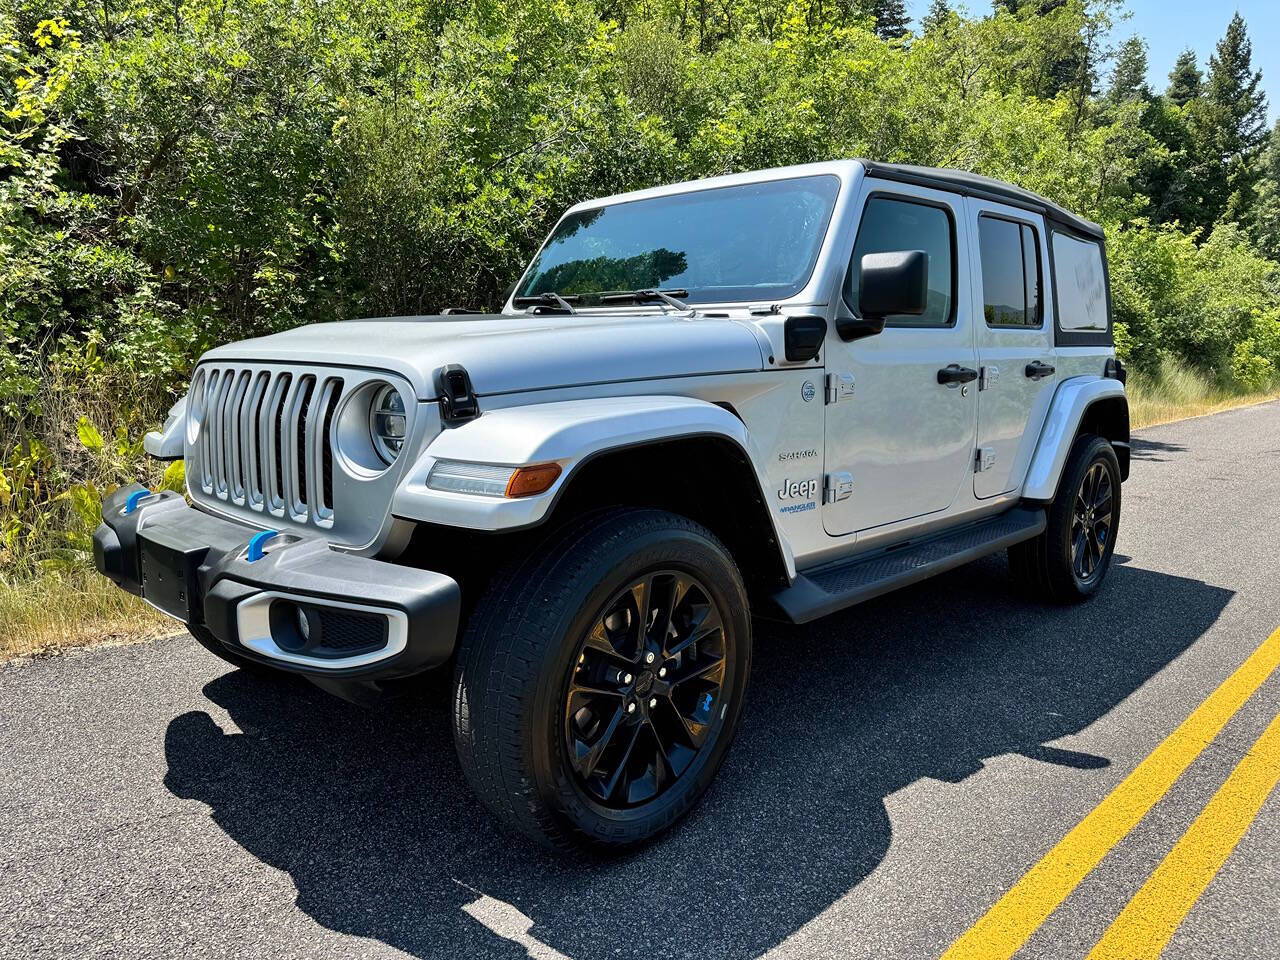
[
  {"left": 1010, "top": 434, "right": 1121, "bottom": 602},
  {"left": 452, "top": 508, "right": 751, "bottom": 851}
]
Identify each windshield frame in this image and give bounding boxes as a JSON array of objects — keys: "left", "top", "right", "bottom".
[{"left": 506, "top": 170, "right": 851, "bottom": 313}]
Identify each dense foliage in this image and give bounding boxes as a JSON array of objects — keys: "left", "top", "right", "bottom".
[{"left": 1, "top": 0, "right": 1278, "bottom": 577}]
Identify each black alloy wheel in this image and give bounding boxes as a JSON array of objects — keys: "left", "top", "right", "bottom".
[
  {"left": 452, "top": 507, "right": 751, "bottom": 850},
  {"left": 1008, "top": 432, "right": 1121, "bottom": 603},
  {"left": 1071, "top": 461, "right": 1114, "bottom": 582},
  {"left": 564, "top": 572, "right": 729, "bottom": 809}
]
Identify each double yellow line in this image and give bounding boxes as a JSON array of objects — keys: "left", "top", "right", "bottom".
[{"left": 943, "top": 625, "right": 1280, "bottom": 960}]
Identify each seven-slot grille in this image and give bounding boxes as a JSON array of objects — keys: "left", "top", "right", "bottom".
[{"left": 193, "top": 367, "right": 344, "bottom": 526}]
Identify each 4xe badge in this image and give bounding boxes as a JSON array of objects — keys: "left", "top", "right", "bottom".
[
  {"left": 777, "top": 477, "right": 819, "bottom": 515},
  {"left": 801, "top": 380, "right": 816, "bottom": 402}
]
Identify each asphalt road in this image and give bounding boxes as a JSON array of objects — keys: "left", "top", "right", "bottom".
[{"left": 3, "top": 401, "right": 1280, "bottom": 960}]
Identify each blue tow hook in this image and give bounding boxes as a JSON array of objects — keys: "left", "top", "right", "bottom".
[
  {"left": 123, "top": 489, "right": 153, "bottom": 515},
  {"left": 246, "top": 530, "right": 279, "bottom": 563}
]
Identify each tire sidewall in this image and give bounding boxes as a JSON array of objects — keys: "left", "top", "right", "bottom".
[
  {"left": 526, "top": 521, "right": 752, "bottom": 847},
  {"left": 1051, "top": 435, "right": 1122, "bottom": 598}
]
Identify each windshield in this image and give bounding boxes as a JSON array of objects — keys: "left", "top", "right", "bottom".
[{"left": 515, "top": 174, "right": 842, "bottom": 306}]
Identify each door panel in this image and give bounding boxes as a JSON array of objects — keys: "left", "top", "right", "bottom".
[
  {"left": 967, "top": 200, "right": 1058, "bottom": 499},
  {"left": 823, "top": 183, "right": 978, "bottom": 537}
]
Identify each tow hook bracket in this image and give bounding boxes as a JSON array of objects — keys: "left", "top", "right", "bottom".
[
  {"left": 124, "top": 489, "right": 153, "bottom": 515},
  {"left": 246, "top": 530, "right": 279, "bottom": 563}
]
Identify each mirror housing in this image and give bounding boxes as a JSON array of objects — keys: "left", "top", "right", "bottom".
[
  {"left": 783, "top": 314, "right": 826, "bottom": 362},
  {"left": 860, "top": 250, "right": 928, "bottom": 319},
  {"left": 837, "top": 250, "right": 928, "bottom": 342}
]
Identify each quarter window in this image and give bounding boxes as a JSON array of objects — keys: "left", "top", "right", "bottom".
[
  {"left": 1052, "top": 231, "right": 1109, "bottom": 331},
  {"left": 844, "top": 196, "right": 955, "bottom": 327},
  {"left": 978, "top": 216, "right": 1042, "bottom": 328}
]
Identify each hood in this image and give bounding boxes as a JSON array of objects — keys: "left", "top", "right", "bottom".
[{"left": 202, "top": 312, "right": 767, "bottom": 399}]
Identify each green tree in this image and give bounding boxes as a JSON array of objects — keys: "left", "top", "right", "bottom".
[
  {"left": 1248, "top": 119, "right": 1280, "bottom": 261},
  {"left": 1199, "top": 13, "right": 1269, "bottom": 224},
  {"left": 921, "top": 0, "right": 952, "bottom": 33},
  {"left": 1206, "top": 13, "right": 1268, "bottom": 158},
  {"left": 1166, "top": 48, "right": 1202, "bottom": 107},
  {"left": 873, "top": 0, "right": 910, "bottom": 40},
  {"left": 1108, "top": 36, "right": 1149, "bottom": 103}
]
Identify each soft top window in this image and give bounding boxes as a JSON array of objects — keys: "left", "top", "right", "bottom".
[{"left": 1052, "top": 232, "right": 1108, "bottom": 332}]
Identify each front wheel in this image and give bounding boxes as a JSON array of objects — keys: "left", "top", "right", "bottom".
[
  {"left": 1009, "top": 434, "right": 1121, "bottom": 602},
  {"left": 452, "top": 508, "right": 751, "bottom": 851}
]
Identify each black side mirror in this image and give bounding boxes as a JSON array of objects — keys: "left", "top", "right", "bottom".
[
  {"left": 837, "top": 250, "right": 928, "bottom": 342},
  {"left": 783, "top": 314, "right": 826, "bottom": 362}
]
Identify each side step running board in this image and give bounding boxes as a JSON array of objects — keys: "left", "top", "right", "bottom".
[{"left": 770, "top": 507, "right": 1047, "bottom": 624}]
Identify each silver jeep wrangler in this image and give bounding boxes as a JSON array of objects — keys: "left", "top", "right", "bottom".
[{"left": 94, "top": 160, "right": 1129, "bottom": 850}]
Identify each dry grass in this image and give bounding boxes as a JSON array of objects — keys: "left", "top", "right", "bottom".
[
  {"left": 0, "top": 355, "right": 176, "bottom": 664},
  {"left": 0, "top": 569, "right": 174, "bottom": 663},
  {"left": 1128, "top": 364, "right": 1280, "bottom": 430}
]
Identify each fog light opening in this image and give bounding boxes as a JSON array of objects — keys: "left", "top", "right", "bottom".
[
  {"left": 270, "top": 600, "right": 318, "bottom": 653},
  {"left": 262, "top": 597, "right": 392, "bottom": 660}
]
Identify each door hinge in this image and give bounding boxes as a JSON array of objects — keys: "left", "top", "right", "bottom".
[
  {"left": 824, "top": 471, "right": 853, "bottom": 503},
  {"left": 975, "top": 447, "right": 997, "bottom": 473},
  {"left": 826, "top": 372, "right": 855, "bottom": 404},
  {"left": 979, "top": 365, "right": 1000, "bottom": 391}
]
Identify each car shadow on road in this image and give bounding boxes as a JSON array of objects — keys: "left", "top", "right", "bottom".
[
  {"left": 1130, "top": 437, "right": 1187, "bottom": 462},
  {"left": 164, "top": 557, "right": 1231, "bottom": 960}
]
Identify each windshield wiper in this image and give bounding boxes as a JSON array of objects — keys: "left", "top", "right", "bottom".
[
  {"left": 512, "top": 291, "right": 579, "bottom": 314},
  {"left": 597, "top": 288, "right": 695, "bottom": 314}
]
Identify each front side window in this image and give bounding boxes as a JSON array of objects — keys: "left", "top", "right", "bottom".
[
  {"left": 844, "top": 196, "right": 955, "bottom": 327},
  {"left": 979, "top": 216, "right": 1042, "bottom": 328},
  {"left": 515, "top": 175, "right": 841, "bottom": 306}
]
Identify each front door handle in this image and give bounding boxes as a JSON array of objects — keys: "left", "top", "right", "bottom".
[
  {"left": 1025, "top": 360, "right": 1056, "bottom": 380},
  {"left": 937, "top": 364, "right": 978, "bottom": 386}
]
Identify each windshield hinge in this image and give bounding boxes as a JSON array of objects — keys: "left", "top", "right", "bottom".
[{"left": 826, "top": 372, "right": 855, "bottom": 404}]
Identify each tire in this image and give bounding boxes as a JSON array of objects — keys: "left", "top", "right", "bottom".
[
  {"left": 1010, "top": 433, "right": 1121, "bottom": 603},
  {"left": 452, "top": 507, "right": 752, "bottom": 851}
]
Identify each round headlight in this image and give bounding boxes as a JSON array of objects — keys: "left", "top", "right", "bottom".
[
  {"left": 186, "top": 369, "right": 207, "bottom": 445},
  {"left": 369, "top": 385, "right": 407, "bottom": 465}
]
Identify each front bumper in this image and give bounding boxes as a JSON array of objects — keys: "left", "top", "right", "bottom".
[{"left": 93, "top": 484, "right": 460, "bottom": 682}]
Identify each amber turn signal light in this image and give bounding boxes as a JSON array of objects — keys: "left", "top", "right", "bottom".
[{"left": 505, "top": 462, "right": 562, "bottom": 498}]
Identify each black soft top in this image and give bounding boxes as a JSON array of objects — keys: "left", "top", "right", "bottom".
[{"left": 859, "top": 161, "right": 1105, "bottom": 241}]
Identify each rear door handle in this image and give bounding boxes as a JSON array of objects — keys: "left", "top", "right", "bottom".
[
  {"left": 937, "top": 364, "right": 978, "bottom": 386},
  {"left": 1025, "top": 360, "right": 1056, "bottom": 380}
]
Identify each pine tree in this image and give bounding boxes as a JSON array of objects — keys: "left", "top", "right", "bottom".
[
  {"left": 873, "top": 0, "right": 911, "bottom": 40},
  {"left": 1109, "top": 37, "right": 1150, "bottom": 103},
  {"left": 1248, "top": 121, "right": 1280, "bottom": 260},
  {"left": 991, "top": 0, "right": 1068, "bottom": 13},
  {"left": 922, "top": 0, "right": 952, "bottom": 33},
  {"left": 1206, "top": 13, "right": 1268, "bottom": 161},
  {"left": 1183, "top": 15, "right": 1270, "bottom": 228},
  {"left": 1166, "top": 49, "right": 1203, "bottom": 107}
]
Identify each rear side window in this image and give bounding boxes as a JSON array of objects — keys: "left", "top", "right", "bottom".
[
  {"left": 844, "top": 196, "right": 955, "bottom": 327},
  {"left": 978, "top": 216, "right": 1042, "bottom": 328},
  {"left": 1052, "top": 232, "right": 1108, "bottom": 331}
]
